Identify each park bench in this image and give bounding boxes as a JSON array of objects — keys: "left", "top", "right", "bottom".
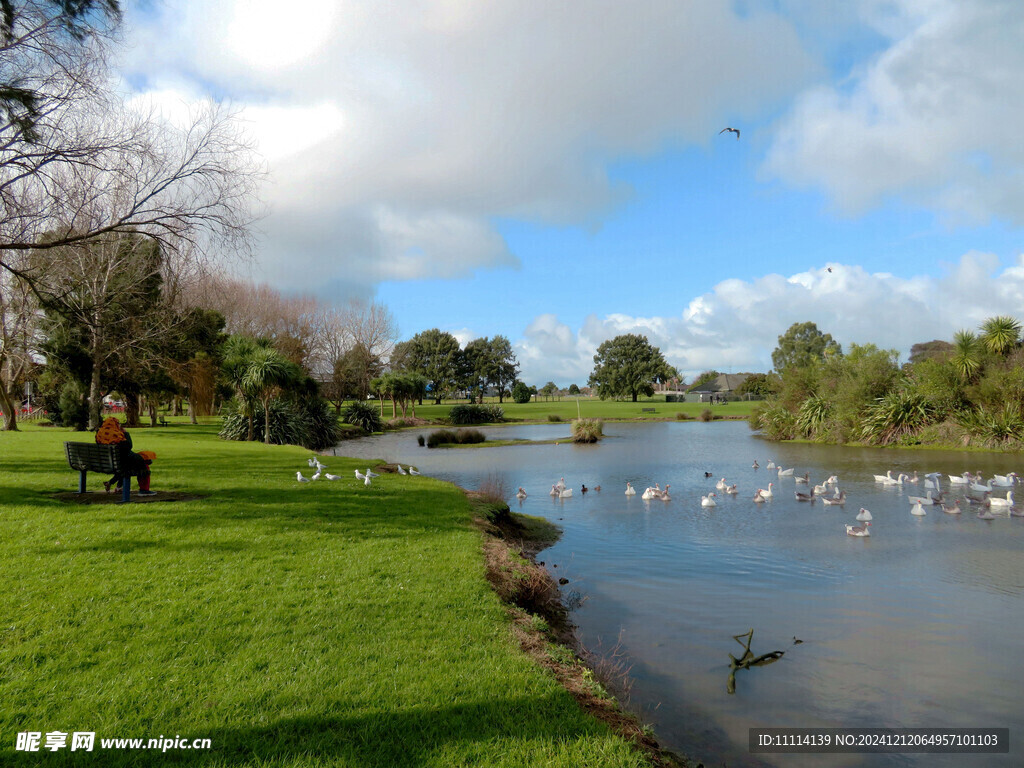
[
  {"left": 64, "top": 442, "right": 132, "bottom": 502},
  {"left": 159, "top": 416, "right": 168, "bottom": 426},
  {"left": 641, "top": 408, "right": 656, "bottom": 413}
]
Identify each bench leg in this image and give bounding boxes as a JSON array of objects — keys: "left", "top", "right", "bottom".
[
  {"left": 79, "top": 470, "right": 87, "bottom": 494},
  {"left": 121, "top": 477, "right": 131, "bottom": 503}
]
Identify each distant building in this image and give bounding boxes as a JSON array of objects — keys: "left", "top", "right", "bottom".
[{"left": 670, "top": 373, "right": 758, "bottom": 403}]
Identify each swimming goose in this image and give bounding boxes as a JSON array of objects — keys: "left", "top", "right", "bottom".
[
  {"left": 659, "top": 485, "right": 672, "bottom": 501},
  {"left": 778, "top": 467, "right": 795, "bottom": 476},
  {"left": 766, "top": 461, "right": 776, "bottom": 470},
  {"left": 757, "top": 482, "right": 774, "bottom": 499},
  {"left": 555, "top": 477, "right": 566, "bottom": 491},
  {"left": 907, "top": 490, "right": 940, "bottom": 506},
  {"left": 826, "top": 475, "right": 839, "bottom": 485},
  {"left": 625, "top": 482, "right": 636, "bottom": 496},
  {"left": 701, "top": 493, "right": 717, "bottom": 507},
  {"left": 724, "top": 483, "right": 738, "bottom": 494},
  {"left": 559, "top": 488, "right": 573, "bottom": 498},
  {"left": 970, "top": 478, "right": 993, "bottom": 494},
  {"left": 516, "top": 487, "right": 527, "bottom": 499},
  {"left": 911, "top": 501, "right": 926, "bottom": 516},
  {"left": 856, "top": 507, "right": 873, "bottom": 522},
  {"left": 977, "top": 507, "right": 996, "bottom": 520},
  {"left": 795, "top": 472, "right": 810, "bottom": 485},
  {"left": 752, "top": 460, "right": 759, "bottom": 469},
  {"left": 845, "top": 522, "right": 871, "bottom": 537},
  {"left": 873, "top": 470, "right": 894, "bottom": 483},
  {"left": 716, "top": 478, "right": 727, "bottom": 490},
  {"left": 795, "top": 490, "right": 815, "bottom": 502},
  {"left": 906, "top": 471, "right": 919, "bottom": 483},
  {"left": 992, "top": 473, "right": 1018, "bottom": 487},
  {"left": 813, "top": 482, "right": 828, "bottom": 496},
  {"left": 642, "top": 487, "right": 657, "bottom": 500},
  {"left": 881, "top": 473, "right": 908, "bottom": 486},
  {"left": 948, "top": 472, "right": 972, "bottom": 485},
  {"left": 940, "top": 501, "right": 961, "bottom": 514},
  {"left": 822, "top": 491, "right": 846, "bottom": 506},
  {"left": 550, "top": 485, "right": 559, "bottom": 496},
  {"left": 988, "top": 491, "right": 1014, "bottom": 508},
  {"left": 752, "top": 490, "right": 767, "bottom": 503}
]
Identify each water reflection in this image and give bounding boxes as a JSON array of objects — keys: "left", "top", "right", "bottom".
[{"left": 335, "top": 421, "right": 1024, "bottom": 767}]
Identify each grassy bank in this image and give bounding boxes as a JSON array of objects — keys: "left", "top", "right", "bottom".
[
  {"left": 0, "top": 424, "right": 655, "bottom": 767},
  {"left": 378, "top": 398, "right": 755, "bottom": 425}
]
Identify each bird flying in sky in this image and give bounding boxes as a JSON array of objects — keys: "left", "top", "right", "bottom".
[{"left": 719, "top": 127, "right": 740, "bottom": 140}]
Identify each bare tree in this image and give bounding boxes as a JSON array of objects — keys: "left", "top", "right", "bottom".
[
  {"left": 0, "top": 5, "right": 262, "bottom": 292},
  {"left": 0, "top": 253, "right": 39, "bottom": 430}
]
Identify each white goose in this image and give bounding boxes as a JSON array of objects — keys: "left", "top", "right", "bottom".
[
  {"left": 724, "top": 483, "right": 738, "bottom": 495},
  {"left": 856, "top": 507, "right": 873, "bottom": 522},
  {"left": 555, "top": 477, "right": 566, "bottom": 490},
  {"left": 716, "top": 478, "right": 727, "bottom": 490},
  {"left": 881, "top": 473, "right": 908, "bottom": 486},
  {"left": 642, "top": 487, "right": 657, "bottom": 500},
  {"left": 766, "top": 461, "right": 776, "bottom": 470},
  {"left": 988, "top": 491, "right": 1014, "bottom": 508},
  {"left": 924, "top": 476, "right": 940, "bottom": 491},
  {"left": 701, "top": 493, "right": 717, "bottom": 507},
  {"left": 911, "top": 501, "right": 926, "bottom": 517},
  {"left": 778, "top": 467, "right": 795, "bottom": 477},
  {"left": 516, "top": 487, "right": 527, "bottom": 499},
  {"left": 977, "top": 507, "right": 996, "bottom": 520},
  {"left": 873, "top": 470, "right": 894, "bottom": 483},
  {"left": 970, "top": 478, "right": 993, "bottom": 494},
  {"left": 822, "top": 491, "right": 846, "bottom": 506},
  {"left": 948, "top": 472, "right": 972, "bottom": 485},
  {"left": 795, "top": 472, "right": 810, "bottom": 485},
  {"left": 559, "top": 488, "right": 573, "bottom": 499},
  {"left": 625, "top": 482, "right": 637, "bottom": 496},
  {"left": 757, "top": 482, "right": 774, "bottom": 499},
  {"left": 907, "top": 490, "right": 939, "bottom": 506},
  {"left": 992, "top": 472, "right": 1019, "bottom": 487},
  {"left": 826, "top": 475, "right": 839, "bottom": 485},
  {"left": 550, "top": 485, "right": 559, "bottom": 497},
  {"left": 813, "top": 482, "right": 828, "bottom": 496},
  {"left": 845, "top": 522, "right": 871, "bottom": 537},
  {"left": 752, "top": 491, "right": 766, "bottom": 503}
]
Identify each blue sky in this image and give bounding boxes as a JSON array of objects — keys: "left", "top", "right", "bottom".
[{"left": 118, "top": 0, "right": 1024, "bottom": 385}]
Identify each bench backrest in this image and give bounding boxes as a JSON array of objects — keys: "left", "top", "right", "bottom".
[{"left": 64, "top": 442, "right": 127, "bottom": 475}]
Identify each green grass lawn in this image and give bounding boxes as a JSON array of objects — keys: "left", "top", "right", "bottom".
[
  {"left": 1, "top": 423, "right": 651, "bottom": 767},
  {"left": 389, "top": 397, "right": 756, "bottom": 424}
]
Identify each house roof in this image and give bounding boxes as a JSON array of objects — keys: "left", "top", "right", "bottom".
[{"left": 690, "top": 373, "right": 755, "bottom": 393}]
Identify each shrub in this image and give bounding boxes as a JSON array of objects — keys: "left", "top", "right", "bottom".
[
  {"left": 699, "top": 408, "right": 714, "bottom": 422},
  {"left": 547, "top": 414, "right": 562, "bottom": 422},
  {"left": 341, "top": 400, "right": 383, "bottom": 433},
  {"left": 511, "top": 381, "right": 533, "bottom": 404},
  {"left": 55, "top": 381, "right": 88, "bottom": 430},
  {"left": 859, "top": 390, "right": 934, "bottom": 445},
  {"left": 220, "top": 398, "right": 310, "bottom": 447},
  {"left": 417, "top": 434, "right": 425, "bottom": 447},
  {"left": 675, "top": 411, "right": 691, "bottom": 420},
  {"left": 449, "top": 403, "right": 503, "bottom": 424},
  {"left": 750, "top": 401, "right": 797, "bottom": 440},
  {"left": 426, "top": 427, "right": 486, "bottom": 448},
  {"left": 571, "top": 418, "right": 603, "bottom": 443}
]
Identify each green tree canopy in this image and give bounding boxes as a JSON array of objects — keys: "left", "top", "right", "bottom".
[
  {"left": 511, "top": 381, "right": 532, "bottom": 404},
  {"left": 687, "top": 370, "right": 720, "bottom": 392},
  {"left": 909, "top": 339, "right": 954, "bottom": 364},
  {"left": 589, "top": 334, "right": 675, "bottom": 402},
  {"left": 772, "top": 321, "right": 842, "bottom": 372},
  {"left": 980, "top": 315, "right": 1021, "bottom": 357},
  {"left": 403, "top": 329, "right": 462, "bottom": 404}
]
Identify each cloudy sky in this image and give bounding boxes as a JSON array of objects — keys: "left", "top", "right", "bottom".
[{"left": 120, "top": 0, "right": 1024, "bottom": 385}]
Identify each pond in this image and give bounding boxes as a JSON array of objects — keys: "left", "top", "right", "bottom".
[{"left": 333, "top": 421, "right": 1024, "bottom": 767}]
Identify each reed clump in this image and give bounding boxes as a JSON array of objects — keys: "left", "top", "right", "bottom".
[{"left": 571, "top": 418, "right": 603, "bottom": 443}]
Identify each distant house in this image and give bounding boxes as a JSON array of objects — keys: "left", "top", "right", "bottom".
[{"left": 683, "top": 373, "right": 756, "bottom": 403}]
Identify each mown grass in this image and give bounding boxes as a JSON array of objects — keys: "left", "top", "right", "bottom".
[
  {"left": 0, "top": 423, "right": 651, "bottom": 767},
  {"left": 392, "top": 398, "right": 755, "bottom": 424}
]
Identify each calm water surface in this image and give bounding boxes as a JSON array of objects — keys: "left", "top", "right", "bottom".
[{"left": 335, "top": 421, "right": 1024, "bottom": 767}]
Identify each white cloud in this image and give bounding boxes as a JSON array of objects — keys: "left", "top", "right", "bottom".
[
  {"left": 765, "top": 0, "right": 1024, "bottom": 224},
  {"left": 120, "top": 1, "right": 819, "bottom": 300},
  {"left": 514, "top": 253, "right": 1024, "bottom": 385}
]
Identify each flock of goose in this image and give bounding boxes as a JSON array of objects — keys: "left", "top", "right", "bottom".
[
  {"left": 296, "top": 456, "right": 421, "bottom": 485},
  {"left": 526, "top": 461, "right": 1024, "bottom": 538}
]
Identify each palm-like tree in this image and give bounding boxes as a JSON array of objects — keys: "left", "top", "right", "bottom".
[
  {"left": 242, "top": 346, "right": 301, "bottom": 443},
  {"left": 951, "top": 330, "right": 983, "bottom": 382},
  {"left": 980, "top": 315, "right": 1021, "bottom": 357}
]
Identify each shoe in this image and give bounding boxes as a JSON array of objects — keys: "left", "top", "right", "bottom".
[
  {"left": 103, "top": 481, "right": 112, "bottom": 493},
  {"left": 137, "top": 490, "right": 157, "bottom": 496}
]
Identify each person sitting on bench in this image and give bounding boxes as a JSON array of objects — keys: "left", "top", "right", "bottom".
[{"left": 95, "top": 417, "right": 156, "bottom": 495}]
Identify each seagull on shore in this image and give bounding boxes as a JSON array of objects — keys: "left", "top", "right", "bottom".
[
  {"left": 296, "top": 471, "right": 310, "bottom": 483},
  {"left": 311, "top": 470, "right": 321, "bottom": 481},
  {"left": 365, "top": 468, "right": 379, "bottom": 478},
  {"left": 409, "top": 467, "right": 422, "bottom": 475},
  {"left": 397, "top": 464, "right": 407, "bottom": 475},
  {"left": 325, "top": 473, "right": 340, "bottom": 481},
  {"left": 364, "top": 474, "right": 372, "bottom": 486},
  {"left": 719, "top": 126, "right": 740, "bottom": 140},
  {"left": 355, "top": 469, "right": 366, "bottom": 481}
]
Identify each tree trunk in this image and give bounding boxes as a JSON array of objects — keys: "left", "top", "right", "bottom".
[
  {"left": 263, "top": 398, "right": 271, "bottom": 443},
  {"left": 632, "top": 391, "right": 638, "bottom": 402},
  {"left": 0, "top": 384, "right": 17, "bottom": 431},
  {"left": 188, "top": 399, "right": 198, "bottom": 424},
  {"left": 125, "top": 393, "right": 141, "bottom": 427},
  {"left": 148, "top": 399, "right": 158, "bottom": 427},
  {"left": 391, "top": 396, "right": 397, "bottom": 418},
  {"left": 88, "top": 356, "right": 104, "bottom": 431},
  {"left": 172, "top": 396, "right": 183, "bottom": 416}
]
